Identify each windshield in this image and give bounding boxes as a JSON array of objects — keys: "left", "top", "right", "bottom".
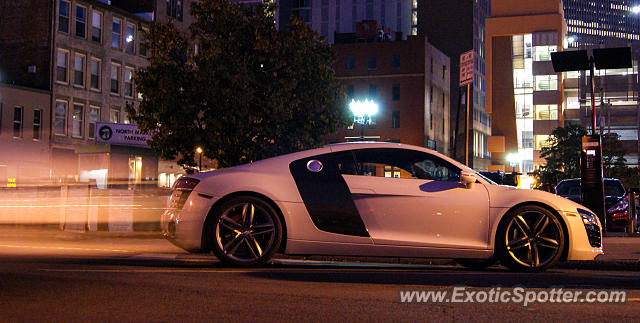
[
  {"left": 459, "top": 164, "right": 498, "bottom": 185},
  {"left": 556, "top": 179, "right": 626, "bottom": 197}
]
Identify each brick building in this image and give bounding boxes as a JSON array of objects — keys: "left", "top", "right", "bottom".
[
  {"left": 0, "top": 0, "right": 193, "bottom": 187},
  {"left": 327, "top": 29, "right": 451, "bottom": 156}
]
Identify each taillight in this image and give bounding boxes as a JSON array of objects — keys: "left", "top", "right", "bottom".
[
  {"left": 173, "top": 177, "right": 200, "bottom": 190},
  {"left": 170, "top": 177, "right": 200, "bottom": 209}
]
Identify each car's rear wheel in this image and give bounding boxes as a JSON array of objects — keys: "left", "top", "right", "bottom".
[
  {"left": 496, "top": 205, "right": 565, "bottom": 272},
  {"left": 209, "top": 196, "right": 282, "bottom": 267}
]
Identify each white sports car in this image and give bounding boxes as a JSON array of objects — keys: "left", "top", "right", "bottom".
[{"left": 162, "top": 142, "right": 603, "bottom": 271}]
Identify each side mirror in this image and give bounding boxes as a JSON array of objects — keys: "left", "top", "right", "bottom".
[{"left": 460, "top": 171, "right": 476, "bottom": 189}]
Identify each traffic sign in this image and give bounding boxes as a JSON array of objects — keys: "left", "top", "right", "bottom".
[{"left": 459, "top": 50, "right": 474, "bottom": 86}]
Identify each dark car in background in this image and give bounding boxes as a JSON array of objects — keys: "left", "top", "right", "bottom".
[{"left": 556, "top": 178, "right": 629, "bottom": 231}]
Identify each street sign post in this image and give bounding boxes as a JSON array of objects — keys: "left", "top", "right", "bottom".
[{"left": 459, "top": 50, "right": 474, "bottom": 166}]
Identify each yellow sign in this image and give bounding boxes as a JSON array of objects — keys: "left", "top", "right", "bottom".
[{"left": 7, "top": 178, "right": 16, "bottom": 188}]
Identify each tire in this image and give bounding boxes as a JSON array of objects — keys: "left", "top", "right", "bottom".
[
  {"left": 496, "top": 205, "right": 565, "bottom": 272},
  {"left": 454, "top": 257, "right": 497, "bottom": 270},
  {"left": 208, "top": 196, "right": 282, "bottom": 267}
]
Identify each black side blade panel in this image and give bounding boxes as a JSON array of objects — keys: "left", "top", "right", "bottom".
[{"left": 289, "top": 153, "right": 369, "bottom": 237}]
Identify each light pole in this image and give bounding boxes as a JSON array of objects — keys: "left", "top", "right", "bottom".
[
  {"left": 349, "top": 99, "right": 378, "bottom": 140},
  {"left": 196, "top": 147, "right": 203, "bottom": 172}
]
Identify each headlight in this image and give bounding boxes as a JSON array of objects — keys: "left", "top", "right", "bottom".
[
  {"left": 577, "top": 208, "right": 599, "bottom": 226},
  {"left": 607, "top": 198, "right": 628, "bottom": 214}
]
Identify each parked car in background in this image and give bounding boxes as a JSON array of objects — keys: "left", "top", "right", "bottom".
[{"left": 555, "top": 178, "right": 630, "bottom": 231}]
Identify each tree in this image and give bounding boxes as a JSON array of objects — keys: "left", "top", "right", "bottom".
[
  {"left": 127, "top": 0, "right": 350, "bottom": 168},
  {"left": 533, "top": 123, "right": 639, "bottom": 188}
]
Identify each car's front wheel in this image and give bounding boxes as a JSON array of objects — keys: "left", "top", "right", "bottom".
[
  {"left": 496, "top": 205, "right": 565, "bottom": 272},
  {"left": 208, "top": 196, "right": 282, "bottom": 267}
]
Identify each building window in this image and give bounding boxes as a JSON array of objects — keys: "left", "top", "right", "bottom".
[
  {"left": 56, "top": 50, "right": 68, "bottom": 83},
  {"left": 111, "top": 63, "right": 120, "bottom": 94},
  {"left": 140, "top": 28, "right": 148, "bottom": 56},
  {"left": 392, "top": 84, "right": 400, "bottom": 101},
  {"left": 13, "top": 106, "right": 23, "bottom": 138},
  {"left": 534, "top": 75, "right": 558, "bottom": 91},
  {"left": 346, "top": 85, "right": 354, "bottom": 99},
  {"left": 72, "top": 103, "right": 83, "bottom": 138},
  {"left": 110, "top": 107, "right": 120, "bottom": 123},
  {"left": 91, "top": 11, "right": 102, "bottom": 42},
  {"left": 88, "top": 106, "right": 99, "bottom": 139},
  {"left": 522, "top": 131, "right": 534, "bottom": 148},
  {"left": 125, "top": 23, "right": 135, "bottom": 54},
  {"left": 392, "top": 110, "right": 400, "bottom": 128},
  {"left": 33, "top": 109, "right": 41, "bottom": 140},
  {"left": 58, "top": 0, "right": 69, "bottom": 33},
  {"left": 368, "top": 56, "right": 376, "bottom": 69},
  {"left": 346, "top": 57, "right": 355, "bottom": 69},
  {"left": 392, "top": 55, "right": 400, "bottom": 67},
  {"left": 90, "top": 58, "right": 100, "bottom": 91},
  {"left": 166, "top": 0, "right": 183, "bottom": 21},
  {"left": 442, "top": 65, "right": 446, "bottom": 79},
  {"left": 368, "top": 84, "right": 376, "bottom": 99},
  {"left": 73, "top": 54, "right": 85, "bottom": 87},
  {"left": 75, "top": 5, "right": 86, "bottom": 38},
  {"left": 124, "top": 67, "right": 134, "bottom": 97},
  {"left": 535, "top": 135, "right": 551, "bottom": 150},
  {"left": 112, "top": 18, "right": 121, "bottom": 49},
  {"left": 533, "top": 45, "right": 557, "bottom": 61},
  {"left": 534, "top": 104, "right": 558, "bottom": 120},
  {"left": 55, "top": 100, "right": 67, "bottom": 135}
]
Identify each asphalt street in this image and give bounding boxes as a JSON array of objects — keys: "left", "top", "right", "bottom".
[{"left": 0, "top": 228, "right": 639, "bottom": 322}]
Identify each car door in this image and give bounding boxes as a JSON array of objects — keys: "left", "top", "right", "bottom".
[{"left": 341, "top": 148, "right": 490, "bottom": 250}]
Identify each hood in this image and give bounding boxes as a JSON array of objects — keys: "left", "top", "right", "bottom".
[{"left": 557, "top": 193, "right": 625, "bottom": 209}]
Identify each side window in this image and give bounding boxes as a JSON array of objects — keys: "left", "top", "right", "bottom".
[
  {"left": 333, "top": 151, "right": 357, "bottom": 175},
  {"left": 352, "top": 149, "right": 460, "bottom": 182}
]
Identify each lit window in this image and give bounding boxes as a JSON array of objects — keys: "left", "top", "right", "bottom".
[
  {"left": 110, "top": 107, "right": 120, "bottom": 123},
  {"left": 392, "top": 110, "right": 400, "bottom": 128},
  {"left": 535, "top": 135, "right": 552, "bottom": 150},
  {"left": 534, "top": 104, "right": 558, "bottom": 120},
  {"left": 534, "top": 75, "right": 558, "bottom": 91},
  {"left": 125, "top": 23, "right": 135, "bottom": 54}
]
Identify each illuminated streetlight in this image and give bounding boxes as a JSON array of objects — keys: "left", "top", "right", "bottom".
[
  {"left": 567, "top": 35, "right": 577, "bottom": 43},
  {"left": 196, "top": 147, "right": 203, "bottom": 171},
  {"left": 507, "top": 152, "right": 520, "bottom": 172},
  {"left": 349, "top": 99, "right": 378, "bottom": 140},
  {"left": 632, "top": 5, "right": 640, "bottom": 14}
]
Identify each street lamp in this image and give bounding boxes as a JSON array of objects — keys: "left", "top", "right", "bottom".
[
  {"left": 507, "top": 152, "right": 520, "bottom": 172},
  {"left": 632, "top": 5, "right": 640, "bottom": 14},
  {"left": 196, "top": 147, "right": 203, "bottom": 172},
  {"left": 349, "top": 99, "right": 378, "bottom": 140}
]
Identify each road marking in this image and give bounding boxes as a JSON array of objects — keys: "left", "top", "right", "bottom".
[{"left": 0, "top": 244, "right": 132, "bottom": 253}]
